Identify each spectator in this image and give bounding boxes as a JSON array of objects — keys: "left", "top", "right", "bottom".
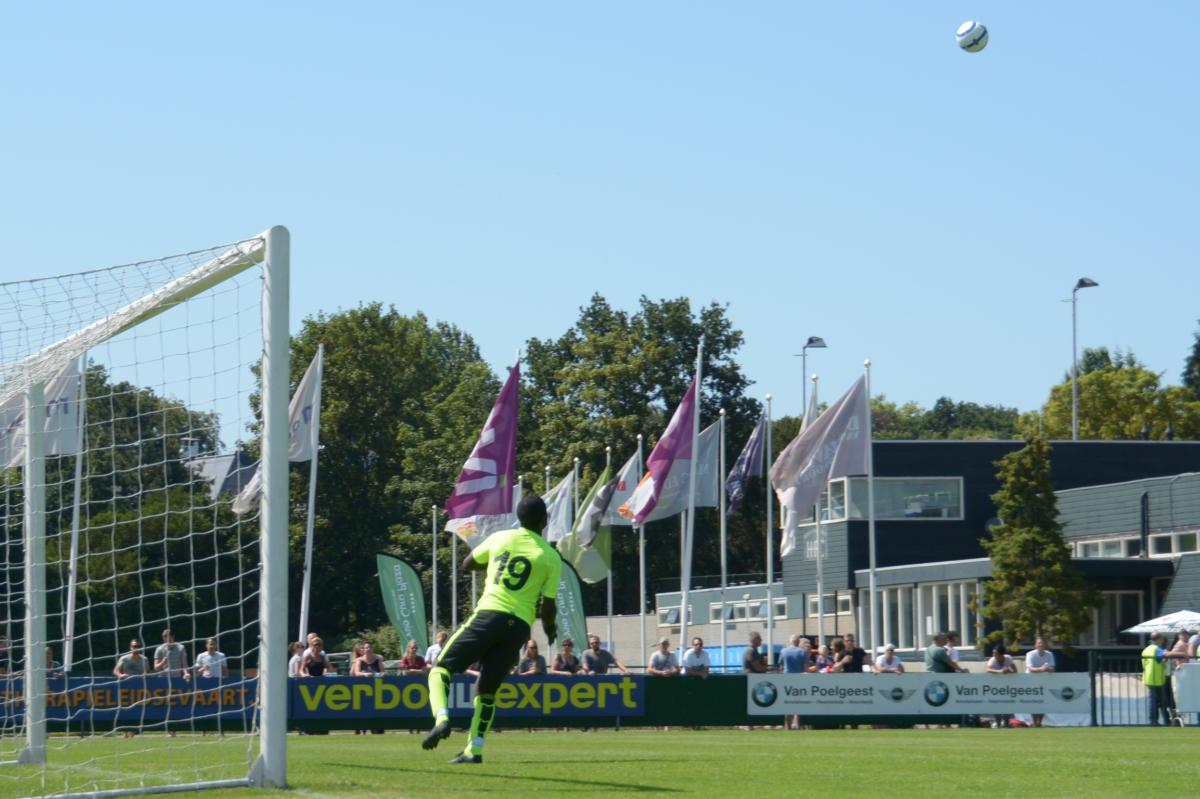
[
  {"left": 113, "top": 639, "right": 148, "bottom": 678},
  {"left": 829, "top": 639, "right": 848, "bottom": 672},
  {"left": 681, "top": 637, "right": 710, "bottom": 679},
  {"left": 46, "top": 647, "right": 64, "bottom": 679},
  {"left": 874, "top": 644, "right": 904, "bottom": 674},
  {"left": 647, "top": 638, "right": 680, "bottom": 677},
  {"left": 1025, "top": 637, "right": 1056, "bottom": 727},
  {"left": 302, "top": 631, "right": 319, "bottom": 659},
  {"left": 352, "top": 640, "right": 386, "bottom": 676},
  {"left": 925, "top": 633, "right": 964, "bottom": 674},
  {"left": 1188, "top": 628, "right": 1199, "bottom": 660},
  {"left": 945, "top": 630, "right": 962, "bottom": 664},
  {"left": 301, "top": 637, "right": 333, "bottom": 677},
  {"left": 1142, "top": 632, "right": 1188, "bottom": 726},
  {"left": 154, "top": 629, "right": 190, "bottom": 681},
  {"left": 425, "top": 630, "right": 449, "bottom": 667},
  {"left": 398, "top": 640, "right": 428, "bottom": 675},
  {"left": 287, "top": 642, "right": 304, "bottom": 677},
  {"left": 581, "top": 634, "right": 630, "bottom": 675},
  {"left": 780, "top": 635, "right": 813, "bottom": 674},
  {"left": 985, "top": 643, "right": 1018, "bottom": 728},
  {"left": 842, "top": 633, "right": 870, "bottom": 673},
  {"left": 743, "top": 632, "right": 769, "bottom": 674},
  {"left": 194, "top": 637, "right": 229, "bottom": 679},
  {"left": 814, "top": 644, "right": 834, "bottom": 673},
  {"left": 550, "top": 639, "right": 582, "bottom": 675},
  {"left": 518, "top": 641, "right": 547, "bottom": 676}
]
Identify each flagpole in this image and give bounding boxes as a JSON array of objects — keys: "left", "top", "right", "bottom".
[
  {"left": 297, "top": 343, "right": 325, "bottom": 644},
  {"left": 63, "top": 354, "right": 86, "bottom": 672},
  {"left": 813, "top": 374, "right": 825, "bottom": 646},
  {"left": 604, "top": 446, "right": 614, "bottom": 649},
  {"left": 451, "top": 532, "right": 458, "bottom": 630},
  {"left": 680, "top": 337, "right": 703, "bottom": 648},
  {"left": 430, "top": 506, "right": 438, "bottom": 639},
  {"left": 573, "top": 457, "right": 580, "bottom": 515},
  {"left": 636, "top": 434, "right": 646, "bottom": 669},
  {"left": 545, "top": 464, "right": 551, "bottom": 493},
  {"left": 764, "top": 393, "right": 774, "bottom": 665},
  {"left": 864, "top": 360, "right": 879, "bottom": 658},
  {"left": 718, "top": 408, "right": 727, "bottom": 670}
]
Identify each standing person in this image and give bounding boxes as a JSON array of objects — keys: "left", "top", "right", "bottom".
[
  {"left": 829, "top": 639, "right": 848, "bottom": 672},
  {"left": 581, "top": 635, "right": 630, "bottom": 675},
  {"left": 842, "top": 633, "right": 870, "bottom": 673},
  {"left": 647, "top": 639, "right": 679, "bottom": 677},
  {"left": 549, "top": 639, "right": 581, "bottom": 675},
  {"left": 113, "top": 639, "right": 148, "bottom": 678},
  {"left": 925, "top": 633, "right": 964, "bottom": 674},
  {"left": 814, "top": 645, "right": 834, "bottom": 673},
  {"left": 743, "top": 632, "right": 769, "bottom": 674},
  {"left": 986, "top": 644, "right": 1018, "bottom": 728},
  {"left": 681, "top": 637, "right": 711, "bottom": 679},
  {"left": 517, "top": 641, "right": 547, "bottom": 676},
  {"left": 194, "top": 638, "right": 229, "bottom": 678},
  {"left": 287, "top": 642, "right": 304, "bottom": 677},
  {"left": 779, "top": 635, "right": 813, "bottom": 674},
  {"left": 302, "top": 637, "right": 333, "bottom": 677},
  {"left": 352, "top": 640, "right": 386, "bottom": 676},
  {"left": 425, "top": 631, "right": 449, "bottom": 668},
  {"left": 399, "top": 640, "right": 429, "bottom": 675},
  {"left": 154, "top": 629, "right": 190, "bottom": 681},
  {"left": 422, "top": 495, "right": 563, "bottom": 765},
  {"left": 1142, "top": 632, "right": 1189, "bottom": 726},
  {"left": 875, "top": 644, "right": 904, "bottom": 674},
  {"left": 945, "top": 631, "right": 962, "bottom": 664},
  {"left": 1024, "top": 638, "right": 1056, "bottom": 727}
]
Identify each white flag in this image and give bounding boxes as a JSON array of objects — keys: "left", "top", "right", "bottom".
[
  {"left": 602, "top": 452, "right": 640, "bottom": 526},
  {"left": 444, "top": 483, "right": 522, "bottom": 548},
  {"left": 641, "top": 421, "right": 721, "bottom": 523},
  {"left": 542, "top": 472, "right": 575, "bottom": 543},
  {"left": 232, "top": 349, "right": 323, "bottom": 513},
  {"left": 0, "top": 359, "right": 83, "bottom": 468},
  {"left": 780, "top": 382, "right": 821, "bottom": 559}
]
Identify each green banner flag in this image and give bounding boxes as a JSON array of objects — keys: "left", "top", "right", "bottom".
[
  {"left": 557, "top": 465, "right": 614, "bottom": 584},
  {"left": 376, "top": 553, "right": 428, "bottom": 652},
  {"left": 554, "top": 561, "right": 589, "bottom": 651}
]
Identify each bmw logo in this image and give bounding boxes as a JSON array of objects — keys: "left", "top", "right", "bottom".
[
  {"left": 752, "top": 681, "right": 778, "bottom": 708},
  {"left": 923, "top": 680, "right": 950, "bottom": 707}
]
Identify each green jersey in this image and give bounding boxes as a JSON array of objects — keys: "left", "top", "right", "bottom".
[{"left": 470, "top": 527, "right": 563, "bottom": 627}]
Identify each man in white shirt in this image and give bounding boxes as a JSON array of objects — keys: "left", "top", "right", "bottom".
[
  {"left": 945, "top": 630, "right": 962, "bottom": 663},
  {"left": 194, "top": 637, "right": 229, "bottom": 679},
  {"left": 681, "top": 636, "right": 711, "bottom": 679},
  {"left": 425, "top": 630, "right": 449, "bottom": 667},
  {"left": 1024, "top": 638, "right": 1056, "bottom": 727}
]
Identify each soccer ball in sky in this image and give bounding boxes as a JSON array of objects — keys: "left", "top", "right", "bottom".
[{"left": 956, "top": 21, "right": 988, "bottom": 53}]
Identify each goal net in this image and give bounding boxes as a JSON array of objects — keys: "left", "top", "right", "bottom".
[{"left": 0, "top": 229, "right": 289, "bottom": 798}]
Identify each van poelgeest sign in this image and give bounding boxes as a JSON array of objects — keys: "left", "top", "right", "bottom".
[{"left": 747, "top": 674, "right": 1090, "bottom": 716}]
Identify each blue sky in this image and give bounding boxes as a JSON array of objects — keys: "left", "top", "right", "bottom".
[{"left": 2, "top": 3, "right": 1196, "bottom": 420}]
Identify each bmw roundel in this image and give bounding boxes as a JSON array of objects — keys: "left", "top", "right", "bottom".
[
  {"left": 923, "top": 680, "right": 950, "bottom": 707},
  {"left": 751, "top": 681, "right": 778, "bottom": 708}
]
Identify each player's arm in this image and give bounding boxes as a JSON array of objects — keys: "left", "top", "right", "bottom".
[
  {"left": 463, "top": 538, "right": 491, "bottom": 574},
  {"left": 541, "top": 598, "right": 558, "bottom": 647}
]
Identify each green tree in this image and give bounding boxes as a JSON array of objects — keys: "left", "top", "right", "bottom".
[
  {"left": 1184, "top": 321, "right": 1200, "bottom": 400},
  {"left": 974, "top": 437, "right": 1098, "bottom": 647}
]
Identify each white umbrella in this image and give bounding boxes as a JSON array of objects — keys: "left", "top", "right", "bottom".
[{"left": 1123, "top": 610, "right": 1200, "bottom": 634}]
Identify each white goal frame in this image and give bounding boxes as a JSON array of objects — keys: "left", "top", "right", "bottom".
[{"left": 5, "top": 225, "right": 290, "bottom": 796}]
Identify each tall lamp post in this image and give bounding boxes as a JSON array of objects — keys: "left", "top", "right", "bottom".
[
  {"left": 795, "top": 336, "right": 827, "bottom": 416},
  {"left": 1070, "top": 278, "right": 1099, "bottom": 440}
]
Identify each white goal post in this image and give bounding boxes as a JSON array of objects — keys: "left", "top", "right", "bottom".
[{"left": 0, "top": 226, "right": 290, "bottom": 798}]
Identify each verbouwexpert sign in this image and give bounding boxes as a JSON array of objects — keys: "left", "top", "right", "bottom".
[{"left": 746, "top": 674, "right": 1090, "bottom": 716}]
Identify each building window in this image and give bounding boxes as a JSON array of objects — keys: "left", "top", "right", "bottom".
[
  {"left": 847, "top": 477, "right": 964, "bottom": 520},
  {"left": 806, "top": 593, "right": 851, "bottom": 617},
  {"left": 657, "top": 606, "right": 691, "bottom": 626},
  {"left": 915, "top": 580, "right": 980, "bottom": 648},
  {"left": 1074, "top": 537, "right": 1140, "bottom": 558},
  {"left": 792, "top": 479, "right": 849, "bottom": 526},
  {"left": 1149, "top": 531, "right": 1200, "bottom": 557},
  {"left": 1076, "top": 591, "right": 1144, "bottom": 647}
]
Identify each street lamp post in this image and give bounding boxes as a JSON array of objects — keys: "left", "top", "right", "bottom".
[
  {"left": 795, "top": 336, "right": 827, "bottom": 416},
  {"left": 1070, "top": 278, "right": 1099, "bottom": 440}
]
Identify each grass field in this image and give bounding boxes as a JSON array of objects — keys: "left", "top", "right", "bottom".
[{"left": 2, "top": 728, "right": 1198, "bottom": 798}]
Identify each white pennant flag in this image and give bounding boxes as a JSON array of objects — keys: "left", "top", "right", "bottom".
[
  {"left": 0, "top": 359, "right": 83, "bottom": 469},
  {"left": 780, "top": 381, "right": 820, "bottom": 559},
  {"left": 641, "top": 421, "right": 721, "bottom": 523},
  {"left": 542, "top": 472, "right": 575, "bottom": 543},
  {"left": 233, "top": 349, "right": 323, "bottom": 513},
  {"left": 602, "top": 452, "right": 640, "bottom": 526}
]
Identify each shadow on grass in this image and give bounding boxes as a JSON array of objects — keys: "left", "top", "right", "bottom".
[{"left": 322, "top": 761, "right": 682, "bottom": 793}]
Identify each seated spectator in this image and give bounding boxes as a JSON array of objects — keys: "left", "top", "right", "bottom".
[
  {"left": 352, "top": 640, "right": 386, "bottom": 676},
  {"left": 398, "top": 639, "right": 428, "bottom": 675},
  {"left": 681, "top": 637, "right": 710, "bottom": 679},
  {"left": 550, "top": 639, "right": 582, "bottom": 675},
  {"left": 648, "top": 638, "right": 680, "bottom": 677},
  {"left": 814, "top": 644, "right": 834, "bottom": 673},
  {"left": 425, "top": 630, "right": 449, "bottom": 667},
  {"left": 582, "top": 634, "right": 630, "bottom": 675},
  {"left": 301, "top": 637, "right": 333, "bottom": 677},
  {"left": 287, "top": 641, "right": 304, "bottom": 677},
  {"left": 986, "top": 643, "right": 1017, "bottom": 675},
  {"left": 46, "top": 647, "right": 64, "bottom": 679},
  {"left": 743, "top": 632, "right": 769, "bottom": 674},
  {"left": 780, "top": 635, "right": 814, "bottom": 674},
  {"left": 113, "top": 639, "right": 148, "bottom": 678},
  {"left": 194, "top": 637, "right": 229, "bottom": 679},
  {"left": 843, "top": 633, "right": 870, "bottom": 673},
  {"left": 874, "top": 643, "right": 904, "bottom": 674},
  {"left": 518, "top": 641, "right": 547, "bottom": 675}
]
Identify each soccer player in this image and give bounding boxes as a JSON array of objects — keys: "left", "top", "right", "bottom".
[{"left": 423, "top": 494, "right": 562, "bottom": 764}]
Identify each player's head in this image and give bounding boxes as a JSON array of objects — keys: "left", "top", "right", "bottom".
[{"left": 517, "top": 494, "right": 548, "bottom": 533}]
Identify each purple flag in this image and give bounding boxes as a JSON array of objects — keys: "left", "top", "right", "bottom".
[
  {"left": 445, "top": 360, "right": 519, "bottom": 519},
  {"left": 725, "top": 413, "right": 766, "bottom": 518},
  {"left": 618, "top": 378, "right": 697, "bottom": 525}
]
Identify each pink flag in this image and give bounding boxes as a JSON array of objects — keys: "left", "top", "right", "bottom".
[
  {"left": 445, "top": 360, "right": 519, "bottom": 519},
  {"left": 618, "top": 378, "right": 697, "bottom": 525}
]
